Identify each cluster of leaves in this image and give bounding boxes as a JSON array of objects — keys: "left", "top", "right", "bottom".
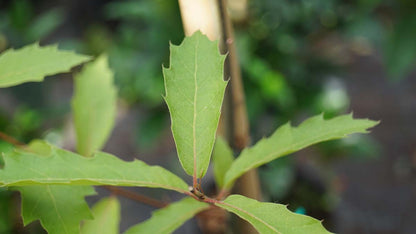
[{"left": 0, "top": 32, "right": 378, "bottom": 233}]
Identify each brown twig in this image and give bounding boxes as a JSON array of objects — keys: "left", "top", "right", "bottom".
[
  {"left": 218, "top": 1, "right": 261, "bottom": 233},
  {"left": 218, "top": 0, "right": 261, "bottom": 200},
  {"left": 0, "top": 131, "right": 25, "bottom": 147},
  {"left": 103, "top": 186, "right": 168, "bottom": 208}
]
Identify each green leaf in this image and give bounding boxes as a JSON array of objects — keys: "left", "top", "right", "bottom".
[
  {"left": 163, "top": 31, "right": 227, "bottom": 178},
  {"left": 223, "top": 114, "right": 379, "bottom": 189},
  {"left": 18, "top": 185, "right": 95, "bottom": 234},
  {"left": 6, "top": 141, "right": 96, "bottom": 234},
  {"left": 0, "top": 43, "right": 91, "bottom": 88},
  {"left": 124, "top": 197, "right": 209, "bottom": 234},
  {"left": 215, "top": 195, "right": 332, "bottom": 234},
  {"left": 0, "top": 140, "right": 188, "bottom": 193},
  {"left": 72, "top": 55, "right": 117, "bottom": 156},
  {"left": 212, "top": 137, "right": 234, "bottom": 189},
  {"left": 81, "top": 196, "right": 121, "bottom": 234}
]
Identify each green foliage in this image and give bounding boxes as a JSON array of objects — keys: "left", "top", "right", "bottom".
[
  {"left": 0, "top": 32, "right": 379, "bottom": 234},
  {"left": 163, "top": 31, "right": 227, "bottom": 178},
  {"left": 0, "top": 140, "right": 188, "bottom": 193},
  {"left": 72, "top": 55, "right": 117, "bottom": 157},
  {"left": 223, "top": 114, "right": 379, "bottom": 189},
  {"left": 18, "top": 185, "right": 95, "bottom": 234},
  {"left": 384, "top": 13, "right": 416, "bottom": 79},
  {"left": 124, "top": 197, "right": 209, "bottom": 234},
  {"left": 81, "top": 197, "right": 121, "bottom": 234},
  {"left": 212, "top": 136, "right": 234, "bottom": 189},
  {"left": 0, "top": 43, "right": 90, "bottom": 87},
  {"left": 0, "top": 0, "right": 65, "bottom": 46},
  {"left": 0, "top": 188, "right": 14, "bottom": 233},
  {"left": 216, "top": 195, "right": 332, "bottom": 234}
]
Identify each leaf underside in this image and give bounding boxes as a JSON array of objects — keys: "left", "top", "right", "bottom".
[
  {"left": 223, "top": 114, "right": 379, "bottom": 189},
  {"left": 18, "top": 185, "right": 95, "bottom": 234},
  {"left": 81, "top": 196, "right": 121, "bottom": 234},
  {"left": 124, "top": 197, "right": 209, "bottom": 234},
  {"left": 164, "top": 31, "right": 228, "bottom": 178},
  {"left": 72, "top": 55, "right": 117, "bottom": 157},
  {"left": 0, "top": 140, "right": 188, "bottom": 193},
  {"left": 216, "top": 195, "right": 332, "bottom": 234},
  {"left": 0, "top": 43, "right": 91, "bottom": 88}
]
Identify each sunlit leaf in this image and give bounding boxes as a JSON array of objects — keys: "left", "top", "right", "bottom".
[
  {"left": 19, "top": 185, "right": 95, "bottom": 234},
  {"left": 72, "top": 55, "right": 117, "bottom": 156},
  {"left": 216, "top": 195, "right": 332, "bottom": 234},
  {"left": 124, "top": 197, "right": 209, "bottom": 234},
  {"left": 223, "top": 114, "right": 379, "bottom": 189},
  {"left": 0, "top": 43, "right": 90, "bottom": 88},
  {"left": 212, "top": 137, "right": 234, "bottom": 189},
  {"left": 0, "top": 140, "right": 188, "bottom": 193},
  {"left": 163, "top": 31, "right": 227, "bottom": 178},
  {"left": 81, "top": 196, "right": 120, "bottom": 234}
]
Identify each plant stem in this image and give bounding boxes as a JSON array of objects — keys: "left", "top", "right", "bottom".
[
  {"left": 218, "top": 0, "right": 261, "bottom": 200},
  {"left": 103, "top": 186, "right": 168, "bottom": 208},
  {"left": 0, "top": 131, "right": 25, "bottom": 147},
  {"left": 218, "top": 1, "right": 261, "bottom": 233}
]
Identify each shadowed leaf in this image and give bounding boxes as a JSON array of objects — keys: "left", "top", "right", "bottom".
[
  {"left": 212, "top": 137, "right": 234, "bottom": 189},
  {"left": 124, "top": 197, "right": 209, "bottom": 234},
  {"left": 72, "top": 55, "right": 117, "bottom": 157},
  {"left": 19, "top": 185, "right": 95, "bottom": 234},
  {"left": 81, "top": 196, "right": 120, "bottom": 234}
]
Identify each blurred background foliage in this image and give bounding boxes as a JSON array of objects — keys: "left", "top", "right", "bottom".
[{"left": 0, "top": 0, "right": 414, "bottom": 233}]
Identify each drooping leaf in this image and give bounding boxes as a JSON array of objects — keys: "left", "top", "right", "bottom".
[
  {"left": 223, "top": 114, "right": 379, "bottom": 189},
  {"left": 0, "top": 140, "right": 188, "bottom": 193},
  {"left": 81, "top": 196, "right": 121, "bottom": 234},
  {"left": 212, "top": 137, "right": 234, "bottom": 189},
  {"left": 124, "top": 197, "right": 209, "bottom": 234},
  {"left": 18, "top": 185, "right": 95, "bottom": 234},
  {"left": 215, "top": 195, "right": 332, "bottom": 234},
  {"left": 6, "top": 141, "right": 96, "bottom": 234},
  {"left": 0, "top": 43, "right": 91, "bottom": 88},
  {"left": 163, "top": 31, "right": 228, "bottom": 178},
  {"left": 72, "top": 55, "right": 117, "bottom": 157}
]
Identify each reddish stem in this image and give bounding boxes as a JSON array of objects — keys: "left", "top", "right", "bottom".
[
  {"left": 0, "top": 131, "right": 25, "bottom": 147},
  {"left": 103, "top": 186, "right": 168, "bottom": 208}
]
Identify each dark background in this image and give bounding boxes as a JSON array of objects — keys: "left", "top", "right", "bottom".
[{"left": 1, "top": 0, "right": 416, "bottom": 233}]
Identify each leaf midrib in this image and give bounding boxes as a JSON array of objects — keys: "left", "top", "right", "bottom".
[
  {"left": 225, "top": 120, "right": 371, "bottom": 187},
  {"left": 217, "top": 200, "right": 280, "bottom": 234},
  {"left": 2, "top": 178, "right": 188, "bottom": 193},
  {"left": 46, "top": 185, "right": 69, "bottom": 234},
  {"left": 192, "top": 36, "right": 200, "bottom": 179}
]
